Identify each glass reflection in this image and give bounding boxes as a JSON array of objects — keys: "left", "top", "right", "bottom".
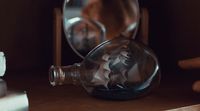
[{"left": 63, "top": 0, "right": 140, "bottom": 58}]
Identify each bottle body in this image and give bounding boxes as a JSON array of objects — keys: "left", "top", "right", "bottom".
[{"left": 50, "top": 37, "right": 161, "bottom": 100}]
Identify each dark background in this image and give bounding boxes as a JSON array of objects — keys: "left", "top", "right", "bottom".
[{"left": 0, "top": 0, "right": 200, "bottom": 76}]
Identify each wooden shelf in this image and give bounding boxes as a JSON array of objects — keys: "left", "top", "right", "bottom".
[{"left": 4, "top": 72, "right": 200, "bottom": 111}]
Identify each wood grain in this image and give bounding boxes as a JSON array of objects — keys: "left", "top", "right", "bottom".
[
  {"left": 5, "top": 72, "right": 200, "bottom": 111},
  {"left": 53, "top": 8, "right": 62, "bottom": 66}
]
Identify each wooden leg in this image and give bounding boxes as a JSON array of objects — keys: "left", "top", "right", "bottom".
[
  {"left": 138, "top": 8, "right": 149, "bottom": 45},
  {"left": 53, "top": 8, "right": 62, "bottom": 66}
]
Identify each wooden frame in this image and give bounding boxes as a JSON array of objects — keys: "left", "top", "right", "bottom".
[{"left": 53, "top": 8, "right": 149, "bottom": 66}]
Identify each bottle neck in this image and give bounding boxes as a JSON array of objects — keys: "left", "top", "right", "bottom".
[{"left": 49, "top": 63, "right": 81, "bottom": 86}]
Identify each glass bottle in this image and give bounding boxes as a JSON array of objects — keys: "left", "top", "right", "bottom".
[
  {"left": 63, "top": 0, "right": 140, "bottom": 58},
  {"left": 49, "top": 36, "right": 161, "bottom": 100}
]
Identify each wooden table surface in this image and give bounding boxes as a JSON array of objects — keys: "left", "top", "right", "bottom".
[{"left": 4, "top": 71, "right": 200, "bottom": 111}]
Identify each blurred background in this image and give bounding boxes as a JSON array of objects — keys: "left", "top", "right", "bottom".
[{"left": 0, "top": 0, "right": 200, "bottom": 76}]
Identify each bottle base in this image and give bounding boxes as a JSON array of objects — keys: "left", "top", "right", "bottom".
[{"left": 90, "top": 85, "right": 152, "bottom": 100}]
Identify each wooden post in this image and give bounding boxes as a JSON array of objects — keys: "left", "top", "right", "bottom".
[
  {"left": 53, "top": 8, "right": 62, "bottom": 66},
  {"left": 139, "top": 8, "right": 149, "bottom": 45}
]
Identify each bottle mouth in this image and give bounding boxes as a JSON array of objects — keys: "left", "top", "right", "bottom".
[{"left": 49, "top": 65, "right": 58, "bottom": 86}]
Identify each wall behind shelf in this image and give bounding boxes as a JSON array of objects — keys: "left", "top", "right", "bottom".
[
  {"left": 0, "top": 0, "right": 200, "bottom": 75},
  {"left": 0, "top": 0, "right": 54, "bottom": 72},
  {"left": 143, "top": 0, "right": 200, "bottom": 73}
]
